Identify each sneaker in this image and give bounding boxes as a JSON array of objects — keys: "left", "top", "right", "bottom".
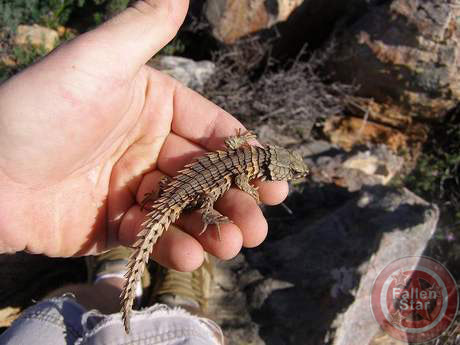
[
  {"left": 152, "top": 253, "right": 213, "bottom": 314},
  {"left": 86, "top": 246, "right": 151, "bottom": 306}
]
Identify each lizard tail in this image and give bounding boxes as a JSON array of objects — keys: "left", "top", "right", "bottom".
[{"left": 120, "top": 201, "right": 184, "bottom": 333}]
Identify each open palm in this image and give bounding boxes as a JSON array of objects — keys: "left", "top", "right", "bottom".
[{"left": 0, "top": 0, "right": 287, "bottom": 271}]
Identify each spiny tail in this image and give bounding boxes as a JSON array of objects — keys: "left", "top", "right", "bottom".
[{"left": 120, "top": 201, "right": 184, "bottom": 333}]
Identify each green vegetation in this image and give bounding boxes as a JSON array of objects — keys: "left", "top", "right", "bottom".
[
  {"left": 159, "top": 37, "right": 186, "bottom": 56},
  {"left": 0, "top": 38, "right": 52, "bottom": 82},
  {"left": 404, "top": 109, "right": 460, "bottom": 288},
  {"left": 0, "top": 0, "right": 130, "bottom": 29},
  {"left": 0, "top": 0, "right": 186, "bottom": 82},
  {"left": 405, "top": 110, "right": 460, "bottom": 225},
  {"left": 1, "top": 0, "right": 78, "bottom": 29}
]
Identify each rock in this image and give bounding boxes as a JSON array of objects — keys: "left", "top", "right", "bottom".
[
  {"left": 209, "top": 254, "right": 265, "bottom": 345},
  {"left": 256, "top": 124, "right": 301, "bottom": 147},
  {"left": 323, "top": 116, "right": 408, "bottom": 152},
  {"left": 151, "top": 56, "right": 215, "bottom": 92},
  {"left": 243, "top": 186, "right": 439, "bottom": 345},
  {"left": 328, "top": 0, "right": 460, "bottom": 119},
  {"left": 204, "top": 0, "right": 304, "bottom": 43},
  {"left": 347, "top": 98, "right": 412, "bottom": 129},
  {"left": 14, "top": 25, "right": 59, "bottom": 53},
  {"left": 271, "top": 0, "right": 381, "bottom": 58},
  {"left": 342, "top": 147, "right": 403, "bottom": 185},
  {"left": 309, "top": 144, "right": 404, "bottom": 191},
  {"left": 332, "top": 190, "right": 439, "bottom": 345},
  {"left": 0, "top": 55, "right": 16, "bottom": 67}
]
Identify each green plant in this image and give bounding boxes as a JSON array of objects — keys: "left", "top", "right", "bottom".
[
  {"left": 404, "top": 110, "right": 460, "bottom": 225},
  {"left": 105, "top": 0, "right": 130, "bottom": 16},
  {"left": 0, "top": 0, "right": 130, "bottom": 32},
  {"left": 0, "top": 0, "right": 133, "bottom": 84},
  {"left": 0, "top": 0, "right": 74, "bottom": 29},
  {"left": 0, "top": 42, "right": 49, "bottom": 83},
  {"left": 404, "top": 108, "right": 460, "bottom": 299},
  {"left": 12, "top": 42, "right": 48, "bottom": 66},
  {"left": 158, "top": 38, "right": 186, "bottom": 56}
]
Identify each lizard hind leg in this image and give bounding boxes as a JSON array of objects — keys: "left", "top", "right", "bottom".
[
  {"left": 198, "top": 176, "right": 233, "bottom": 240},
  {"left": 140, "top": 175, "right": 172, "bottom": 211},
  {"left": 200, "top": 207, "right": 232, "bottom": 241},
  {"left": 199, "top": 194, "right": 232, "bottom": 240},
  {"left": 224, "top": 129, "right": 257, "bottom": 150}
]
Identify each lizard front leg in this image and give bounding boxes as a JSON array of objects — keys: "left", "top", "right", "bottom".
[
  {"left": 235, "top": 174, "right": 260, "bottom": 204},
  {"left": 225, "top": 129, "right": 257, "bottom": 150}
]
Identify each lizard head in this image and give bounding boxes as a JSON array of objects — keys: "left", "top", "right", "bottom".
[{"left": 266, "top": 146, "right": 310, "bottom": 181}]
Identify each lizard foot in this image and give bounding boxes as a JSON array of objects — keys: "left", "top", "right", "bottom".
[
  {"left": 225, "top": 128, "right": 257, "bottom": 150},
  {"left": 140, "top": 176, "right": 172, "bottom": 211},
  {"left": 140, "top": 191, "right": 156, "bottom": 211},
  {"left": 200, "top": 211, "right": 232, "bottom": 240}
]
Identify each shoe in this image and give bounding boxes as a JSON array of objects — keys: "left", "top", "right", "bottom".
[
  {"left": 86, "top": 246, "right": 151, "bottom": 305},
  {"left": 152, "top": 253, "right": 213, "bottom": 314}
]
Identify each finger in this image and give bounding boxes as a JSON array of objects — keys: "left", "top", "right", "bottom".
[
  {"left": 214, "top": 188, "right": 268, "bottom": 248},
  {"left": 151, "top": 224, "right": 204, "bottom": 271},
  {"left": 98, "top": 0, "right": 188, "bottom": 73},
  {"left": 135, "top": 171, "right": 244, "bottom": 259},
  {"left": 176, "top": 212, "right": 243, "bottom": 260},
  {"left": 254, "top": 180, "right": 289, "bottom": 206},
  {"left": 136, "top": 170, "right": 256, "bottom": 253},
  {"left": 171, "top": 83, "right": 248, "bottom": 150},
  {"left": 67, "top": 0, "right": 189, "bottom": 77},
  {"left": 157, "top": 133, "right": 287, "bottom": 204},
  {"left": 177, "top": 188, "right": 267, "bottom": 249},
  {"left": 135, "top": 170, "right": 166, "bottom": 207},
  {"left": 118, "top": 205, "right": 204, "bottom": 271}
]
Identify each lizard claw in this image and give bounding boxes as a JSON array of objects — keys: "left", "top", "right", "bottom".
[
  {"left": 200, "top": 213, "right": 232, "bottom": 241},
  {"left": 140, "top": 192, "right": 155, "bottom": 211}
]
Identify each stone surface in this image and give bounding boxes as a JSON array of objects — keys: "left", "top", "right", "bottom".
[
  {"left": 14, "top": 25, "right": 59, "bottom": 52},
  {"left": 271, "top": 0, "right": 382, "bottom": 58},
  {"left": 332, "top": 190, "right": 439, "bottom": 345},
  {"left": 204, "top": 0, "right": 304, "bottom": 43},
  {"left": 256, "top": 124, "right": 302, "bottom": 147},
  {"left": 328, "top": 0, "right": 460, "bottom": 119},
  {"left": 152, "top": 56, "right": 215, "bottom": 92},
  {"left": 209, "top": 254, "right": 266, "bottom": 345},
  {"left": 242, "top": 186, "right": 439, "bottom": 345},
  {"left": 308, "top": 144, "right": 404, "bottom": 191},
  {"left": 342, "top": 149, "right": 402, "bottom": 185},
  {"left": 324, "top": 116, "right": 408, "bottom": 152}
]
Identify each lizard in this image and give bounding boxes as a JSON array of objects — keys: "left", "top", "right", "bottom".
[{"left": 120, "top": 129, "right": 309, "bottom": 333}]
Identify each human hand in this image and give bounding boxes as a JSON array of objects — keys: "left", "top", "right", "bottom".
[{"left": 0, "top": 0, "right": 288, "bottom": 271}]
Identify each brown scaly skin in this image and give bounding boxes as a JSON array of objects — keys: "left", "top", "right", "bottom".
[{"left": 120, "top": 130, "right": 309, "bottom": 333}]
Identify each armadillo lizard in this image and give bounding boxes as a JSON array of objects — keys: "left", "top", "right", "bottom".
[{"left": 121, "top": 130, "right": 309, "bottom": 332}]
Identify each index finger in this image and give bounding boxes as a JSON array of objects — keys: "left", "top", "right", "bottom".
[{"left": 171, "top": 81, "right": 247, "bottom": 150}]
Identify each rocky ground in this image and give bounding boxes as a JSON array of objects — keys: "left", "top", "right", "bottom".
[{"left": 1, "top": 1, "right": 460, "bottom": 344}]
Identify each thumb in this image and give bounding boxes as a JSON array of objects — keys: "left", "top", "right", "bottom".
[{"left": 75, "top": 0, "right": 189, "bottom": 76}]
